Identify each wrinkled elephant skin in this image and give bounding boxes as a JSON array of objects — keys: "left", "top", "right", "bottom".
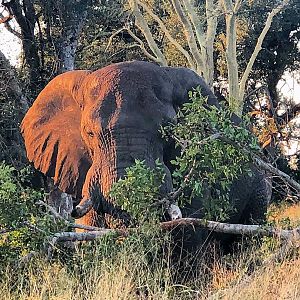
[{"left": 21, "top": 61, "right": 271, "bottom": 229}]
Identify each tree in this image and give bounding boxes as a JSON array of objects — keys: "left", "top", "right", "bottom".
[
  {"left": 244, "top": 0, "right": 300, "bottom": 108},
  {"left": 2, "top": 0, "right": 41, "bottom": 90},
  {"left": 108, "top": 0, "right": 291, "bottom": 115},
  {"left": 1, "top": 0, "right": 91, "bottom": 90},
  {"left": 221, "top": 0, "right": 290, "bottom": 114},
  {"left": 75, "top": 0, "right": 146, "bottom": 70},
  {"left": 39, "top": 0, "right": 90, "bottom": 73},
  {"left": 124, "top": 0, "right": 219, "bottom": 87}
]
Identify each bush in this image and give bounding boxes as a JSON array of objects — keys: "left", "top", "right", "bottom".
[
  {"left": 0, "top": 163, "right": 63, "bottom": 269},
  {"left": 111, "top": 88, "right": 260, "bottom": 223},
  {"left": 110, "top": 159, "right": 166, "bottom": 224},
  {"left": 163, "top": 88, "right": 260, "bottom": 220}
]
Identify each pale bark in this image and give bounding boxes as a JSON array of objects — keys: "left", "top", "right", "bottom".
[
  {"left": 129, "top": 0, "right": 167, "bottom": 66},
  {"left": 56, "top": 0, "right": 89, "bottom": 73},
  {"left": 47, "top": 218, "right": 300, "bottom": 244},
  {"left": 182, "top": 0, "right": 219, "bottom": 86},
  {"left": 205, "top": 0, "right": 220, "bottom": 87},
  {"left": 171, "top": 0, "right": 204, "bottom": 73},
  {"left": 122, "top": 0, "right": 220, "bottom": 87},
  {"left": 109, "top": 27, "right": 164, "bottom": 63},
  {"left": 136, "top": 0, "right": 196, "bottom": 69},
  {"left": 222, "top": 0, "right": 289, "bottom": 115},
  {"left": 161, "top": 218, "right": 300, "bottom": 240},
  {"left": 58, "top": 18, "right": 86, "bottom": 72},
  {"left": 221, "top": 0, "right": 240, "bottom": 113},
  {"left": 47, "top": 229, "right": 125, "bottom": 258},
  {"left": 37, "top": 200, "right": 108, "bottom": 231}
]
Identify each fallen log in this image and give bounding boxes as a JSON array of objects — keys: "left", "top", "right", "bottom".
[
  {"left": 47, "top": 218, "right": 300, "bottom": 244},
  {"left": 160, "top": 218, "right": 300, "bottom": 240},
  {"left": 47, "top": 229, "right": 128, "bottom": 258}
]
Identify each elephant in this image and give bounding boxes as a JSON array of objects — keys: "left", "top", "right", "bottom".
[{"left": 21, "top": 60, "right": 271, "bottom": 231}]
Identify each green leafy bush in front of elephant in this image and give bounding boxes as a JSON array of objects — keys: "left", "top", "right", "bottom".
[
  {"left": 0, "top": 163, "right": 64, "bottom": 269},
  {"left": 111, "top": 89, "right": 260, "bottom": 223},
  {"left": 109, "top": 159, "right": 166, "bottom": 224},
  {"left": 164, "top": 88, "right": 260, "bottom": 221}
]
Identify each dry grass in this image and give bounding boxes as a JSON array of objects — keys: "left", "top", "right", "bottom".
[
  {"left": 1, "top": 204, "right": 300, "bottom": 300},
  {"left": 210, "top": 257, "right": 300, "bottom": 300},
  {"left": 1, "top": 246, "right": 299, "bottom": 300},
  {"left": 268, "top": 202, "right": 300, "bottom": 227}
]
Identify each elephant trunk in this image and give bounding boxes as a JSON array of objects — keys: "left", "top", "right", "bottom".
[{"left": 73, "top": 129, "right": 172, "bottom": 226}]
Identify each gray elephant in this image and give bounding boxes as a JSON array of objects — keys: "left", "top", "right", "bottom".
[{"left": 21, "top": 61, "right": 271, "bottom": 229}]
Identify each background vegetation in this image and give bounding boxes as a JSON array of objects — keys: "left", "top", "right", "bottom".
[{"left": 0, "top": 0, "right": 300, "bottom": 299}]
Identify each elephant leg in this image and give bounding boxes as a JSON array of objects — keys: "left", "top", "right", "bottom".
[
  {"left": 240, "top": 177, "right": 272, "bottom": 224},
  {"left": 75, "top": 208, "right": 105, "bottom": 231}
]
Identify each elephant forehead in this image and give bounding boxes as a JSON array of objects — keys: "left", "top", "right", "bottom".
[
  {"left": 81, "top": 65, "right": 175, "bottom": 126},
  {"left": 83, "top": 61, "right": 174, "bottom": 100}
]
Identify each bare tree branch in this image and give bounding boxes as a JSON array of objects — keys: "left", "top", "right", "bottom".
[
  {"left": 47, "top": 218, "right": 300, "bottom": 247},
  {"left": 181, "top": 0, "right": 219, "bottom": 86},
  {"left": 129, "top": 0, "right": 167, "bottom": 65},
  {"left": 170, "top": 128, "right": 300, "bottom": 194},
  {"left": 239, "top": 0, "right": 290, "bottom": 103},
  {"left": 106, "top": 27, "right": 160, "bottom": 63},
  {"left": 3, "top": 21, "right": 21, "bottom": 39},
  {"left": 233, "top": 0, "right": 242, "bottom": 12},
  {"left": 160, "top": 218, "right": 300, "bottom": 240},
  {"left": 171, "top": 0, "right": 204, "bottom": 73},
  {"left": 253, "top": 155, "right": 300, "bottom": 193},
  {"left": 136, "top": 0, "right": 196, "bottom": 69},
  {"left": 36, "top": 200, "right": 106, "bottom": 232}
]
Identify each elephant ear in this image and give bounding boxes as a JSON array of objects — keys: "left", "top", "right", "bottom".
[
  {"left": 164, "top": 66, "right": 241, "bottom": 125},
  {"left": 163, "top": 66, "right": 221, "bottom": 108},
  {"left": 21, "top": 70, "right": 92, "bottom": 198}
]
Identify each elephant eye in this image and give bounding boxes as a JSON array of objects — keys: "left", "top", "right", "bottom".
[{"left": 87, "top": 131, "right": 94, "bottom": 138}]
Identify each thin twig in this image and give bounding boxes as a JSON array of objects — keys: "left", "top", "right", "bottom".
[{"left": 37, "top": 200, "right": 104, "bottom": 231}]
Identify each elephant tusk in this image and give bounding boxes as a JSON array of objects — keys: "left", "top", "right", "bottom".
[
  {"left": 167, "top": 204, "right": 182, "bottom": 220},
  {"left": 71, "top": 198, "right": 93, "bottom": 218}
]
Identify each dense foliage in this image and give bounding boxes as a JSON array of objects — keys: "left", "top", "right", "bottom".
[
  {"left": 110, "top": 159, "right": 166, "bottom": 223},
  {"left": 111, "top": 90, "right": 260, "bottom": 222},
  {"left": 0, "top": 164, "right": 63, "bottom": 269},
  {"left": 163, "top": 89, "right": 260, "bottom": 220}
]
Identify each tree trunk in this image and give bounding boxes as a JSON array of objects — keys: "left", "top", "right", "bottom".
[
  {"left": 221, "top": 0, "right": 240, "bottom": 114},
  {"left": 56, "top": 1, "right": 89, "bottom": 73},
  {"left": 7, "top": 0, "right": 41, "bottom": 90},
  {"left": 238, "top": 0, "right": 289, "bottom": 108}
]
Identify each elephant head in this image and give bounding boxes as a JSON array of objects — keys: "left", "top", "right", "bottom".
[{"left": 21, "top": 61, "right": 222, "bottom": 227}]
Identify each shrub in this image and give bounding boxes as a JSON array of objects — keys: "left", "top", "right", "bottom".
[
  {"left": 111, "top": 88, "right": 260, "bottom": 223},
  {"left": 109, "top": 159, "right": 166, "bottom": 224},
  {"left": 0, "top": 163, "right": 63, "bottom": 269}
]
